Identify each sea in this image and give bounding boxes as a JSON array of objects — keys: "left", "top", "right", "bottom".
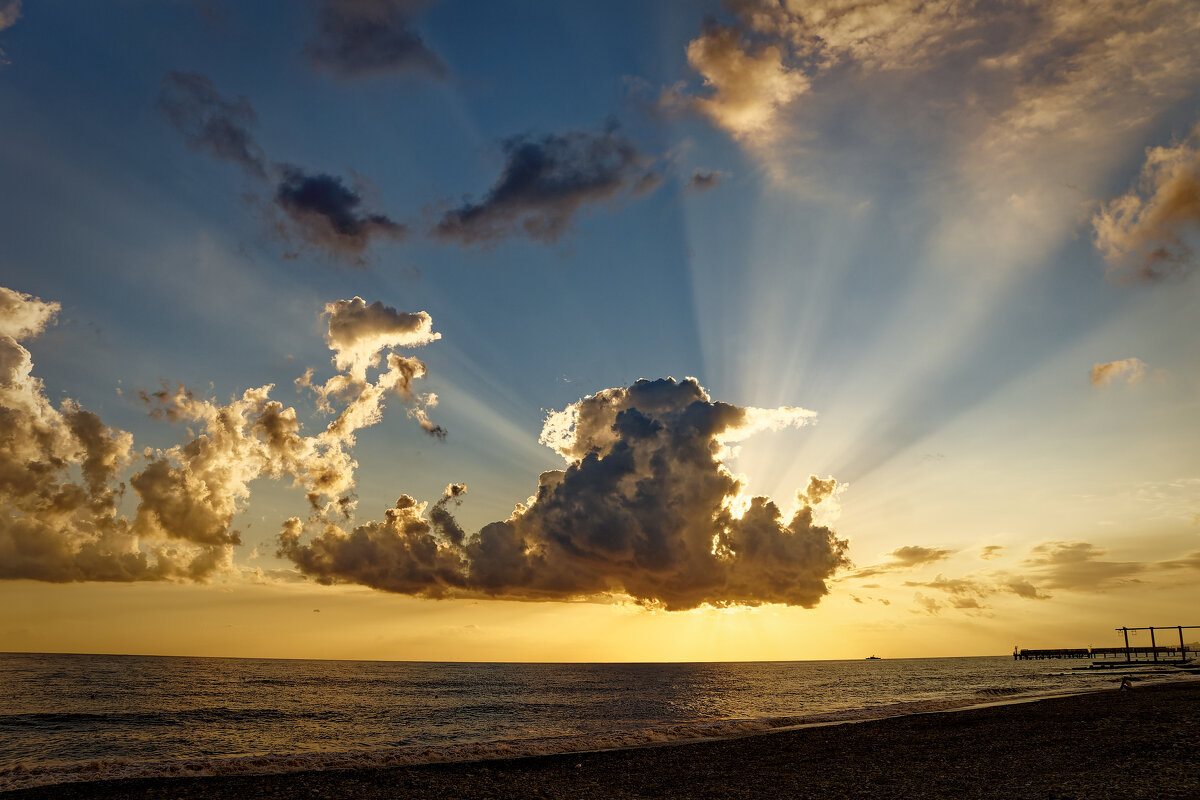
[{"left": 1, "top": 652, "right": 1193, "bottom": 791}]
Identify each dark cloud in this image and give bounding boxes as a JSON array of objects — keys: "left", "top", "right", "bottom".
[
  {"left": 980, "top": 545, "right": 1003, "bottom": 560},
  {"left": 280, "top": 377, "right": 849, "bottom": 609},
  {"left": 429, "top": 483, "right": 467, "bottom": 546},
  {"left": 274, "top": 166, "right": 406, "bottom": 261},
  {"left": 305, "top": 0, "right": 446, "bottom": 80},
  {"left": 433, "top": 124, "right": 662, "bottom": 245},
  {"left": 158, "top": 72, "right": 404, "bottom": 264},
  {"left": 687, "top": 169, "right": 723, "bottom": 192},
  {"left": 157, "top": 71, "right": 267, "bottom": 179},
  {"left": 277, "top": 497, "right": 467, "bottom": 596}
]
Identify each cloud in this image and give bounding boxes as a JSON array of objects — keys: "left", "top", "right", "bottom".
[
  {"left": 299, "top": 296, "right": 444, "bottom": 441},
  {"left": 323, "top": 296, "right": 440, "bottom": 382},
  {"left": 848, "top": 544, "right": 953, "bottom": 578},
  {"left": 1021, "top": 541, "right": 1146, "bottom": 590},
  {"left": 305, "top": 0, "right": 446, "bottom": 80},
  {"left": 1089, "top": 357, "right": 1149, "bottom": 386},
  {"left": 901, "top": 538, "right": 1200, "bottom": 610},
  {"left": 280, "top": 377, "right": 851, "bottom": 609},
  {"left": 889, "top": 545, "right": 954, "bottom": 567},
  {"left": 674, "top": 0, "right": 1200, "bottom": 211},
  {"left": 1161, "top": 550, "right": 1200, "bottom": 571},
  {"left": 0, "top": 288, "right": 216, "bottom": 582},
  {"left": 277, "top": 495, "right": 467, "bottom": 596},
  {"left": 0, "top": 0, "right": 20, "bottom": 65},
  {"left": 273, "top": 167, "right": 406, "bottom": 262},
  {"left": 0, "top": 286, "right": 59, "bottom": 340},
  {"left": 1004, "top": 578, "right": 1047, "bottom": 600},
  {"left": 1128, "top": 477, "right": 1200, "bottom": 523},
  {"left": 1094, "top": 121, "right": 1200, "bottom": 281},
  {"left": 675, "top": 21, "right": 808, "bottom": 143},
  {"left": 0, "top": 0, "right": 19, "bottom": 31},
  {"left": 905, "top": 571, "right": 1051, "bottom": 609},
  {"left": 686, "top": 169, "right": 723, "bottom": 192},
  {"left": 432, "top": 124, "right": 662, "bottom": 245},
  {"left": 157, "top": 71, "right": 267, "bottom": 179},
  {"left": 980, "top": 545, "right": 1003, "bottom": 560},
  {"left": 912, "top": 592, "right": 943, "bottom": 615},
  {"left": 904, "top": 574, "right": 991, "bottom": 607},
  {"left": 158, "top": 72, "right": 404, "bottom": 264},
  {"left": 2, "top": 286, "right": 443, "bottom": 583},
  {"left": 667, "top": 1, "right": 980, "bottom": 144}
]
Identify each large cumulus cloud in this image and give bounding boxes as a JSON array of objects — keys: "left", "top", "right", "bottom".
[
  {"left": 0, "top": 287, "right": 201, "bottom": 582},
  {"left": 1, "top": 286, "right": 443, "bottom": 583},
  {"left": 279, "top": 377, "right": 850, "bottom": 609}
]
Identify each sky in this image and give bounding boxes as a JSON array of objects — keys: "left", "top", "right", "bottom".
[{"left": 1, "top": 0, "right": 1198, "bottom": 662}]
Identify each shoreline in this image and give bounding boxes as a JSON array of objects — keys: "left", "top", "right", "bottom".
[
  {"left": 5, "top": 679, "right": 1199, "bottom": 799},
  {"left": 0, "top": 678, "right": 1166, "bottom": 793}
]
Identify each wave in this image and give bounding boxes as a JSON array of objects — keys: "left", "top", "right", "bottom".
[
  {"left": 973, "top": 685, "right": 1040, "bottom": 697},
  {"left": 0, "top": 706, "right": 304, "bottom": 731}
]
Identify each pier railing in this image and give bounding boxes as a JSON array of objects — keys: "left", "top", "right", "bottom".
[{"left": 1014, "top": 625, "right": 1199, "bottom": 663}]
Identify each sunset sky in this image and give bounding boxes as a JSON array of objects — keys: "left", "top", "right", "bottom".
[{"left": 2, "top": 0, "right": 1198, "bottom": 662}]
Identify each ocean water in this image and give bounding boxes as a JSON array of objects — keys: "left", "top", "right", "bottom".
[{"left": 0, "top": 652, "right": 1190, "bottom": 791}]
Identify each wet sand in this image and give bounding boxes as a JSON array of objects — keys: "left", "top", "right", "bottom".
[{"left": 6, "top": 681, "right": 1199, "bottom": 799}]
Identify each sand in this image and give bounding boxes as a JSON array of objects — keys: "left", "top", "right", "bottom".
[{"left": 5, "top": 681, "right": 1199, "bottom": 799}]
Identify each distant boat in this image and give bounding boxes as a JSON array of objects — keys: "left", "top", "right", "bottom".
[{"left": 865, "top": 655, "right": 882, "bottom": 660}]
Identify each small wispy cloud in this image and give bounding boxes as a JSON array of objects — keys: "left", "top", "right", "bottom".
[
  {"left": 305, "top": 0, "right": 447, "bottom": 80},
  {"left": 848, "top": 545, "right": 954, "bottom": 579},
  {"left": 1089, "top": 357, "right": 1150, "bottom": 386},
  {"left": 0, "top": 0, "right": 20, "bottom": 65}
]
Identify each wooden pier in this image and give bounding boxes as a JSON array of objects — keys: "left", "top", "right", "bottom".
[{"left": 1014, "top": 625, "right": 1199, "bottom": 665}]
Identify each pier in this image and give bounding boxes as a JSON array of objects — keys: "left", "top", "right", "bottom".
[{"left": 1014, "top": 625, "right": 1199, "bottom": 665}]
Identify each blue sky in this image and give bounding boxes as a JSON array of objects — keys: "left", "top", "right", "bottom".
[{"left": 2, "top": 0, "right": 1198, "bottom": 660}]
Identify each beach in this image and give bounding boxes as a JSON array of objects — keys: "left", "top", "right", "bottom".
[{"left": 6, "top": 680, "right": 1197, "bottom": 800}]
